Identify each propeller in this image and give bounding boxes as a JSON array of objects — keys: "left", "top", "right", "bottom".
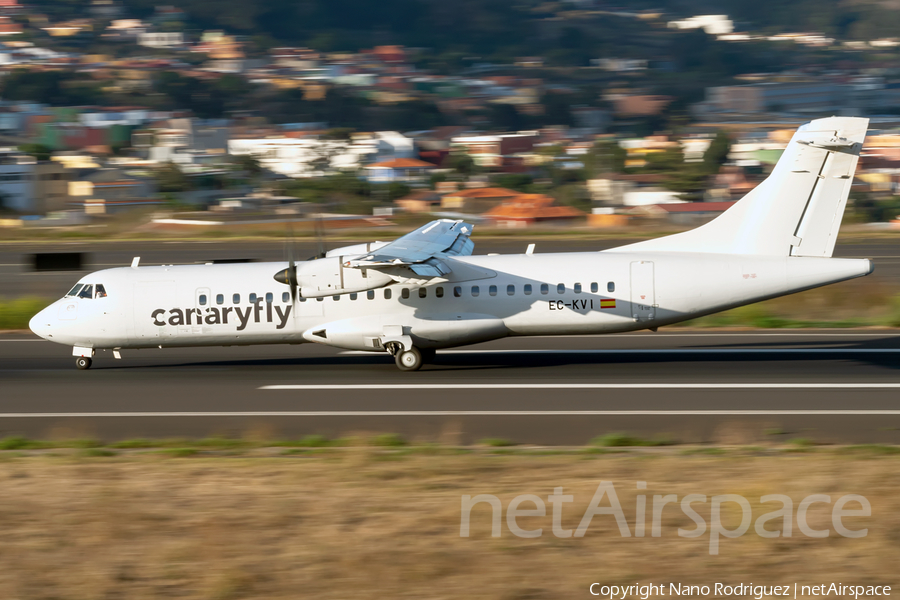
[
  {"left": 274, "top": 221, "right": 299, "bottom": 305},
  {"left": 310, "top": 213, "right": 327, "bottom": 260}
]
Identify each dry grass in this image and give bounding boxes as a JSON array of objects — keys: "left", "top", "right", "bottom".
[{"left": 0, "top": 450, "right": 897, "bottom": 598}]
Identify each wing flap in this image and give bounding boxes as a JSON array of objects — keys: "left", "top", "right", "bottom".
[{"left": 345, "top": 219, "right": 474, "bottom": 276}]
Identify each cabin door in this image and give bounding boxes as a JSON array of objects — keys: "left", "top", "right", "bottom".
[{"left": 629, "top": 261, "right": 656, "bottom": 321}]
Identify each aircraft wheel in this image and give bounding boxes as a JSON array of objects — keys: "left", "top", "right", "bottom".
[
  {"left": 395, "top": 347, "right": 423, "bottom": 372},
  {"left": 420, "top": 348, "right": 437, "bottom": 364},
  {"left": 75, "top": 357, "right": 92, "bottom": 370}
]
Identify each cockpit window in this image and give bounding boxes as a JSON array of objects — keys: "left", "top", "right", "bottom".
[
  {"left": 66, "top": 284, "right": 84, "bottom": 297},
  {"left": 78, "top": 284, "right": 94, "bottom": 299},
  {"left": 95, "top": 284, "right": 107, "bottom": 298}
]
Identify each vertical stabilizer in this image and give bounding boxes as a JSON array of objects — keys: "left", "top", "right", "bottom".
[{"left": 608, "top": 117, "right": 868, "bottom": 257}]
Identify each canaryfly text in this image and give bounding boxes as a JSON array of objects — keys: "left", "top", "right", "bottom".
[{"left": 150, "top": 301, "right": 292, "bottom": 331}]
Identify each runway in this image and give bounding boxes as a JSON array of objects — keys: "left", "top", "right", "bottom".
[{"left": 3, "top": 330, "right": 900, "bottom": 445}]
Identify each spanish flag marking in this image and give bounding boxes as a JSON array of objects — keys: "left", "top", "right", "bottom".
[{"left": 600, "top": 299, "right": 616, "bottom": 309}]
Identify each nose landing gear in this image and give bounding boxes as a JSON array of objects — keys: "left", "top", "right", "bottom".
[{"left": 73, "top": 346, "right": 94, "bottom": 370}]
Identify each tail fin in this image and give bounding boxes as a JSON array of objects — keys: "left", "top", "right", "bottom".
[{"left": 610, "top": 116, "right": 868, "bottom": 257}]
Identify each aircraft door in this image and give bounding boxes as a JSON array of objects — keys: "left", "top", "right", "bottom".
[
  {"left": 629, "top": 261, "right": 656, "bottom": 321},
  {"left": 132, "top": 281, "right": 176, "bottom": 341}
]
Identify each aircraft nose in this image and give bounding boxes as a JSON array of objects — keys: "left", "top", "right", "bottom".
[{"left": 29, "top": 306, "right": 53, "bottom": 340}]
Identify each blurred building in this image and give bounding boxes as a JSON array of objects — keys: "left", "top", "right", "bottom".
[
  {"left": 483, "top": 194, "right": 585, "bottom": 227},
  {"left": 67, "top": 167, "right": 157, "bottom": 213},
  {"left": 450, "top": 133, "right": 538, "bottom": 169},
  {"left": 363, "top": 158, "right": 435, "bottom": 183},
  {"left": 440, "top": 187, "right": 522, "bottom": 212},
  {"left": 701, "top": 78, "right": 900, "bottom": 116},
  {"left": 667, "top": 15, "right": 734, "bottom": 35},
  {"left": 0, "top": 149, "right": 74, "bottom": 214},
  {"left": 228, "top": 131, "right": 415, "bottom": 178}
]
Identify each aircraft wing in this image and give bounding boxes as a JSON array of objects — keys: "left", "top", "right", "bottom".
[{"left": 343, "top": 219, "right": 475, "bottom": 277}]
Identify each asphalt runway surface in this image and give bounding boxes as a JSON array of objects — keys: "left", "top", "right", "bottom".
[
  {"left": 3, "top": 237, "right": 900, "bottom": 298},
  {"left": 4, "top": 330, "right": 900, "bottom": 445}
]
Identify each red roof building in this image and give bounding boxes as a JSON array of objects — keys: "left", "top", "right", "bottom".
[{"left": 483, "top": 194, "right": 585, "bottom": 225}]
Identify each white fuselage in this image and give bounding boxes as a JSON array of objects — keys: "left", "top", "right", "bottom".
[{"left": 29, "top": 251, "right": 873, "bottom": 353}]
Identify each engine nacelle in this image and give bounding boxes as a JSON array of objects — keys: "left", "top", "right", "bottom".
[{"left": 296, "top": 256, "right": 394, "bottom": 298}]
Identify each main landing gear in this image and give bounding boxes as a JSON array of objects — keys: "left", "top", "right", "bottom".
[
  {"left": 395, "top": 346, "right": 423, "bottom": 371},
  {"left": 385, "top": 343, "right": 436, "bottom": 372},
  {"left": 75, "top": 356, "right": 92, "bottom": 370}
]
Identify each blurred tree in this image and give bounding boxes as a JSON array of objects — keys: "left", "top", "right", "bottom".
[
  {"left": 155, "top": 163, "right": 192, "bottom": 193},
  {"left": 429, "top": 172, "right": 448, "bottom": 189},
  {"left": 703, "top": 130, "right": 732, "bottom": 175},
  {"left": 540, "top": 93, "right": 573, "bottom": 127},
  {"left": 322, "top": 128, "right": 355, "bottom": 140},
  {"left": 449, "top": 153, "right": 477, "bottom": 176},
  {"left": 488, "top": 103, "right": 527, "bottom": 132},
  {"left": 492, "top": 173, "right": 533, "bottom": 192},
  {"left": 232, "top": 154, "right": 262, "bottom": 178},
  {"left": 18, "top": 143, "right": 52, "bottom": 161},
  {"left": 385, "top": 182, "right": 411, "bottom": 201},
  {"left": 585, "top": 141, "right": 626, "bottom": 174}
]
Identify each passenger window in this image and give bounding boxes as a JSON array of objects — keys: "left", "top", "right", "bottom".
[
  {"left": 217, "top": 294, "right": 225, "bottom": 305},
  {"left": 249, "top": 293, "right": 258, "bottom": 303},
  {"left": 233, "top": 293, "right": 240, "bottom": 304},
  {"left": 266, "top": 292, "right": 273, "bottom": 303},
  {"left": 333, "top": 295, "right": 340, "bottom": 301},
  {"left": 419, "top": 288, "right": 427, "bottom": 299},
  {"left": 384, "top": 289, "right": 391, "bottom": 300},
  {"left": 557, "top": 284, "right": 565, "bottom": 294},
  {"left": 401, "top": 288, "right": 410, "bottom": 299},
  {"left": 540, "top": 284, "right": 549, "bottom": 295},
  {"left": 367, "top": 290, "right": 375, "bottom": 300},
  {"left": 472, "top": 286, "right": 480, "bottom": 297},
  {"left": 574, "top": 283, "right": 582, "bottom": 294},
  {"left": 591, "top": 282, "right": 598, "bottom": 293},
  {"left": 95, "top": 284, "right": 107, "bottom": 298},
  {"left": 300, "top": 297, "right": 307, "bottom": 303},
  {"left": 507, "top": 284, "right": 515, "bottom": 296},
  {"left": 282, "top": 292, "right": 289, "bottom": 303},
  {"left": 436, "top": 287, "right": 444, "bottom": 298},
  {"left": 524, "top": 284, "right": 532, "bottom": 295},
  {"left": 454, "top": 286, "right": 462, "bottom": 297},
  {"left": 489, "top": 285, "right": 497, "bottom": 296},
  {"left": 78, "top": 284, "right": 93, "bottom": 299},
  {"left": 317, "top": 297, "right": 324, "bottom": 302},
  {"left": 608, "top": 282, "right": 615, "bottom": 293},
  {"left": 199, "top": 294, "right": 207, "bottom": 306},
  {"left": 350, "top": 292, "right": 357, "bottom": 300}
]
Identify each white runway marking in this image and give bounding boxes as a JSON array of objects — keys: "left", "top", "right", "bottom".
[
  {"left": 261, "top": 383, "right": 900, "bottom": 390},
  {"left": 544, "top": 332, "right": 897, "bottom": 338},
  {"left": 0, "top": 410, "right": 898, "bottom": 417},
  {"left": 339, "top": 348, "right": 900, "bottom": 356},
  {"left": 443, "top": 348, "right": 900, "bottom": 355}
]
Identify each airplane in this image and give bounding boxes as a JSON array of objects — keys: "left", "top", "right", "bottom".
[{"left": 30, "top": 116, "right": 874, "bottom": 372}]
